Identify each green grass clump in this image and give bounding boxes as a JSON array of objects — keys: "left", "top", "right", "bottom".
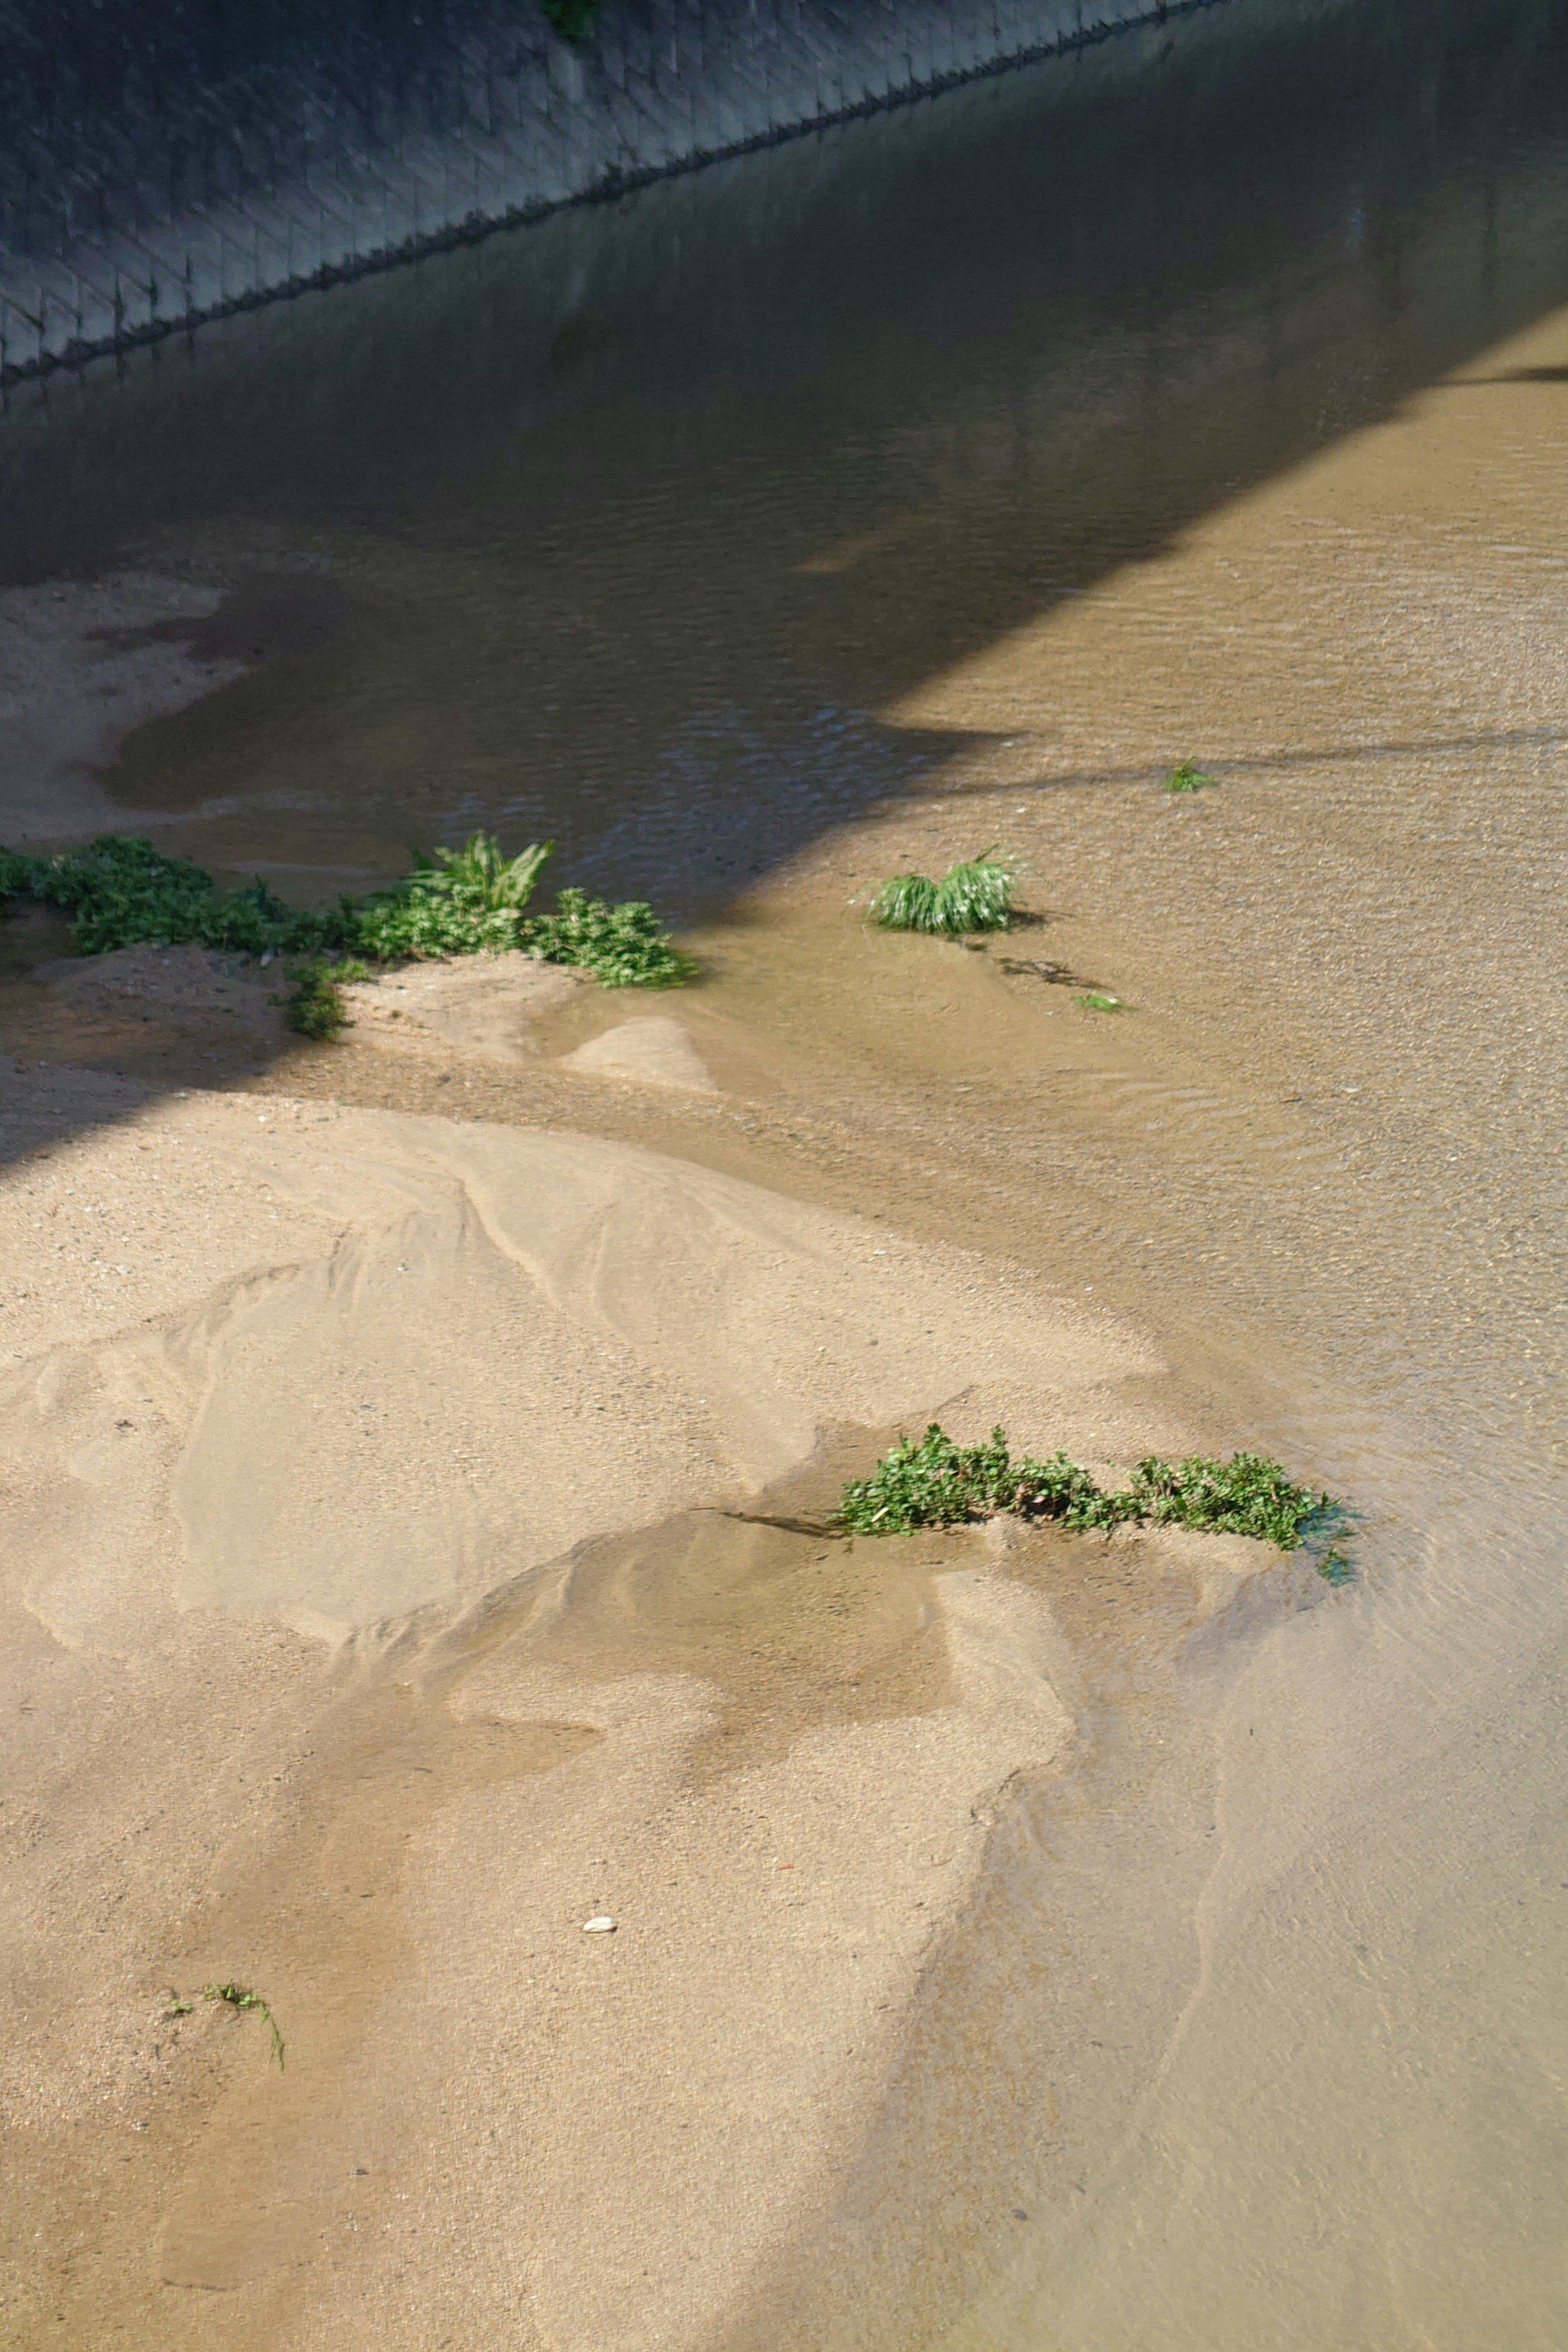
[
  {"left": 872, "top": 851, "right": 1013, "bottom": 937},
  {"left": 1163, "top": 760, "right": 1216, "bottom": 793},
  {"left": 0, "top": 831, "right": 690, "bottom": 999},
  {"left": 419, "top": 834, "right": 554, "bottom": 909},
  {"left": 348, "top": 890, "right": 524, "bottom": 961},
  {"left": 1110, "top": 1450, "right": 1334, "bottom": 1546},
  {"left": 203, "top": 1981, "right": 285, "bottom": 2071},
  {"left": 1074, "top": 990, "right": 1124, "bottom": 1013},
  {"left": 837, "top": 1422, "right": 1334, "bottom": 1552}
]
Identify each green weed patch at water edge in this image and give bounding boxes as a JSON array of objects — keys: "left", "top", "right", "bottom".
[
  {"left": 348, "top": 830, "right": 555, "bottom": 959},
  {"left": 0, "top": 833, "right": 690, "bottom": 996},
  {"left": 0, "top": 836, "right": 337, "bottom": 958},
  {"left": 526, "top": 889, "right": 697, "bottom": 989},
  {"left": 836, "top": 1423, "right": 1340, "bottom": 1557},
  {"left": 872, "top": 851, "right": 1013, "bottom": 936}
]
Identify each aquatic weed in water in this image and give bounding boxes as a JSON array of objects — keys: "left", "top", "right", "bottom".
[
  {"left": 541, "top": 0, "right": 601, "bottom": 39},
  {"left": 412, "top": 833, "right": 554, "bottom": 911},
  {"left": 346, "top": 829, "right": 553, "bottom": 959}
]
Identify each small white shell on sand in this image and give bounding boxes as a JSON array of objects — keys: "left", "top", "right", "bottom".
[{"left": 581, "top": 1916, "right": 617, "bottom": 1934}]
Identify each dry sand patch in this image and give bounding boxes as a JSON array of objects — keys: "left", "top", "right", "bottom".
[
  {"left": 557, "top": 1012, "right": 719, "bottom": 1091},
  {"left": 338, "top": 955, "right": 584, "bottom": 1066},
  {"left": 0, "top": 1080, "right": 1231, "bottom": 2351}
]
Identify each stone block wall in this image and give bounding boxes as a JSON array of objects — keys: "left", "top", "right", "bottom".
[{"left": 0, "top": 0, "right": 1222, "bottom": 382}]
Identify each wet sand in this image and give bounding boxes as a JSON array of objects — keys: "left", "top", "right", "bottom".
[{"left": 4, "top": 3, "right": 1568, "bottom": 2345}]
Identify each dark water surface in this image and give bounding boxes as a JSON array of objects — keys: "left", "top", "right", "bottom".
[
  {"left": 0, "top": 0, "right": 1563, "bottom": 913},
  {"left": 4, "top": 1, "right": 1568, "bottom": 2346}
]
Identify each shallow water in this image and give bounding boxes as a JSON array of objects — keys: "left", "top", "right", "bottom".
[{"left": 5, "top": 0, "right": 1568, "bottom": 2343}]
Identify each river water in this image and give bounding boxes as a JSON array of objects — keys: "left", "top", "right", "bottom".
[{"left": 4, "top": 0, "right": 1568, "bottom": 2345}]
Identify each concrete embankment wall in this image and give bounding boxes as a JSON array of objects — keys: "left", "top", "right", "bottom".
[{"left": 0, "top": 0, "right": 1225, "bottom": 383}]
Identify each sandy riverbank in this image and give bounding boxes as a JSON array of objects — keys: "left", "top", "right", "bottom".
[
  {"left": 0, "top": 1063, "right": 1267, "bottom": 2350},
  {"left": 7, "top": 34, "right": 1567, "bottom": 2336}
]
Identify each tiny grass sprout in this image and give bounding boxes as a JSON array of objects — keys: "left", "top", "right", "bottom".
[
  {"left": 0, "top": 831, "right": 690, "bottom": 998},
  {"left": 1317, "top": 1546, "right": 1355, "bottom": 1586},
  {"left": 837, "top": 1423, "right": 1335, "bottom": 1552},
  {"left": 1163, "top": 760, "right": 1216, "bottom": 793},
  {"left": 163, "top": 1991, "right": 194, "bottom": 2018},
  {"left": 203, "top": 1982, "right": 285, "bottom": 2071},
  {"left": 1074, "top": 990, "right": 1123, "bottom": 1013},
  {"left": 872, "top": 851, "right": 1013, "bottom": 936}
]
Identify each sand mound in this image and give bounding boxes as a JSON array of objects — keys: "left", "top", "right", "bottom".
[
  {"left": 0, "top": 1084, "right": 1192, "bottom": 2352},
  {"left": 26, "top": 941, "right": 290, "bottom": 1067},
  {"left": 8, "top": 1094, "right": 1149, "bottom": 1647},
  {"left": 557, "top": 1012, "right": 719, "bottom": 1091},
  {"left": 339, "top": 956, "right": 582, "bottom": 1066}
]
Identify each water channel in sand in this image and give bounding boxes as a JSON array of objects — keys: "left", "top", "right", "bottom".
[{"left": 3, "top": 0, "right": 1568, "bottom": 2343}]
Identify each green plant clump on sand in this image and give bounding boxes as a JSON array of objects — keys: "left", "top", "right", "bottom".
[
  {"left": 0, "top": 832, "right": 689, "bottom": 995},
  {"left": 1163, "top": 760, "right": 1217, "bottom": 793},
  {"left": 871, "top": 851, "right": 1013, "bottom": 936},
  {"left": 283, "top": 956, "right": 371, "bottom": 1040},
  {"left": 837, "top": 1422, "right": 1337, "bottom": 1554},
  {"left": 348, "top": 833, "right": 555, "bottom": 960},
  {"left": 526, "top": 888, "right": 695, "bottom": 988},
  {"left": 0, "top": 836, "right": 336, "bottom": 958}
]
